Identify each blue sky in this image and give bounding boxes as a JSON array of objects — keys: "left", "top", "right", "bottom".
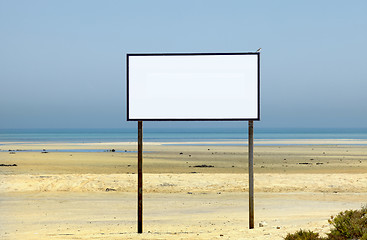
[{"left": 0, "top": 0, "right": 366, "bottom": 129}]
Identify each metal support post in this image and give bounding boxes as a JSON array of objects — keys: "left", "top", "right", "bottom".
[
  {"left": 248, "top": 120, "right": 254, "bottom": 229},
  {"left": 138, "top": 121, "right": 143, "bottom": 233}
]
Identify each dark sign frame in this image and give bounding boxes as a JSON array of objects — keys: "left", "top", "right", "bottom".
[{"left": 126, "top": 52, "right": 260, "bottom": 121}]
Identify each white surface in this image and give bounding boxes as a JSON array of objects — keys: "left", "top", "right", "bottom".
[{"left": 128, "top": 54, "right": 259, "bottom": 120}]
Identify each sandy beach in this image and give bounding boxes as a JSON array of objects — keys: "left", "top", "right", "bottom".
[{"left": 1, "top": 141, "right": 366, "bottom": 239}]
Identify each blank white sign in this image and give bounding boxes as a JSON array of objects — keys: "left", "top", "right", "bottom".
[{"left": 127, "top": 53, "right": 259, "bottom": 120}]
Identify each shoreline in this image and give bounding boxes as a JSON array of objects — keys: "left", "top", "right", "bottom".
[{"left": 2, "top": 138, "right": 367, "bottom": 146}]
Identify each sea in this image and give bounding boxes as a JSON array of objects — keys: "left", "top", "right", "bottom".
[{"left": 1, "top": 128, "right": 367, "bottom": 143}]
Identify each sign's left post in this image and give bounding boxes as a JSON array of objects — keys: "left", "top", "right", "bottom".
[{"left": 138, "top": 121, "right": 143, "bottom": 233}]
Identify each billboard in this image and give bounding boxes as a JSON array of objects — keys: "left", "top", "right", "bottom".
[{"left": 127, "top": 53, "right": 260, "bottom": 121}]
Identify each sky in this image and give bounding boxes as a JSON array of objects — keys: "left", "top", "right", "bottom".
[{"left": 0, "top": 0, "right": 366, "bottom": 129}]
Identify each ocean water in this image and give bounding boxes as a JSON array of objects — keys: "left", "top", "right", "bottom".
[{"left": 1, "top": 128, "right": 367, "bottom": 143}]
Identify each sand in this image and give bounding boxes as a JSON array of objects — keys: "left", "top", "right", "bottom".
[{"left": 1, "top": 141, "right": 366, "bottom": 239}]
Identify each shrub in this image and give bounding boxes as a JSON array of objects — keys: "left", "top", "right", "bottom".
[
  {"left": 327, "top": 205, "right": 367, "bottom": 240},
  {"left": 284, "top": 229, "right": 324, "bottom": 240},
  {"left": 284, "top": 206, "right": 367, "bottom": 240}
]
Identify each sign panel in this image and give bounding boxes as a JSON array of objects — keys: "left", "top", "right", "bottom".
[{"left": 127, "top": 53, "right": 260, "bottom": 121}]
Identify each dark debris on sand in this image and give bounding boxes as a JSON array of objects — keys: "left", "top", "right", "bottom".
[
  {"left": 0, "top": 164, "right": 17, "bottom": 167},
  {"left": 193, "top": 164, "right": 214, "bottom": 168}
]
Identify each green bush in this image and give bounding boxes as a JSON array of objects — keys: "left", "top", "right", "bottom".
[
  {"left": 284, "top": 229, "right": 324, "bottom": 240},
  {"left": 284, "top": 205, "right": 367, "bottom": 240},
  {"left": 327, "top": 205, "right": 367, "bottom": 240}
]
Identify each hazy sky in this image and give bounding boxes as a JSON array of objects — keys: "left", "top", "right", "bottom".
[{"left": 1, "top": 0, "right": 366, "bottom": 129}]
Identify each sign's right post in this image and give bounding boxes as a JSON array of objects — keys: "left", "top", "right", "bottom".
[{"left": 248, "top": 120, "right": 254, "bottom": 229}]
